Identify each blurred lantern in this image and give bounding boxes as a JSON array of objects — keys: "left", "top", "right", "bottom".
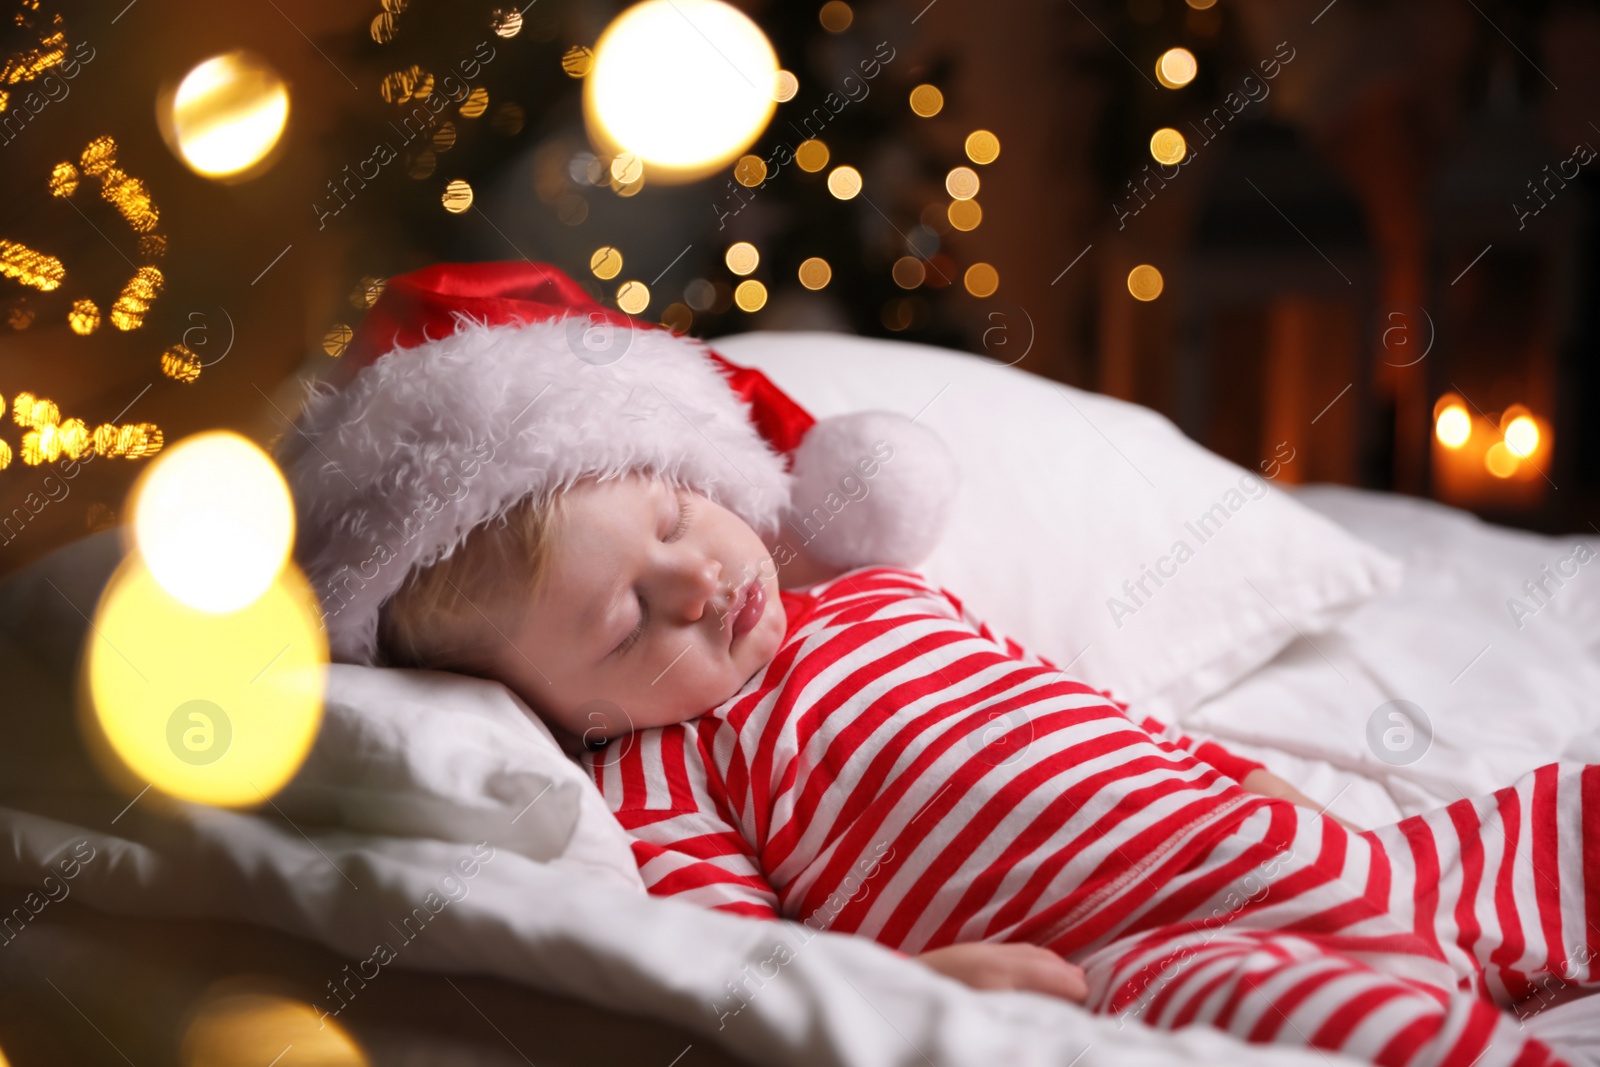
[
  {"left": 1429, "top": 394, "right": 1551, "bottom": 508},
  {"left": 158, "top": 51, "right": 289, "bottom": 181},
  {"left": 1484, "top": 441, "right": 1517, "bottom": 478},
  {"left": 1501, "top": 404, "right": 1539, "bottom": 457},
  {"left": 584, "top": 0, "right": 778, "bottom": 184},
  {"left": 1433, "top": 395, "right": 1471, "bottom": 448}
]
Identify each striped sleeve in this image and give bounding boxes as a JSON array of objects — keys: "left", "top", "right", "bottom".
[
  {"left": 589, "top": 727, "right": 780, "bottom": 920},
  {"left": 930, "top": 574, "right": 1266, "bottom": 783}
]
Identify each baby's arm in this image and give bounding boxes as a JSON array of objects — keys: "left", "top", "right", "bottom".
[
  {"left": 590, "top": 733, "right": 782, "bottom": 919},
  {"left": 929, "top": 579, "right": 1274, "bottom": 784}
]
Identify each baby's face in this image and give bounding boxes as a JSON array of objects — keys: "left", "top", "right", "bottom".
[{"left": 491, "top": 472, "right": 787, "bottom": 748}]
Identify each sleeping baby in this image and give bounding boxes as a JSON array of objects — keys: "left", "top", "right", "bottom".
[
  {"left": 284, "top": 262, "right": 1593, "bottom": 1067},
  {"left": 377, "top": 468, "right": 1597, "bottom": 1067}
]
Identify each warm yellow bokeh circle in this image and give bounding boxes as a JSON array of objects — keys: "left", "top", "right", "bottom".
[
  {"left": 584, "top": 0, "right": 778, "bottom": 183},
  {"left": 88, "top": 554, "right": 326, "bottom": 808},
  {"left": 131, "top": 431, "right": 295, "bottom": 615},
  {"left": 164, "top": 50, "right": 289, "bottom": 179}
]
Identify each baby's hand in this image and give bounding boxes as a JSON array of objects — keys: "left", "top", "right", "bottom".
[
  {"left": 1240, "top": 769, "right": 1364, "bottom": 833},
  {"left": 914, "top": 942, "right": 1089, "bottom": 1005}
]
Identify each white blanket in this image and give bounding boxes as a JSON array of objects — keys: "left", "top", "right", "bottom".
[{"left": 3, "top": 485, "right": 1596, "bottom": 1064}]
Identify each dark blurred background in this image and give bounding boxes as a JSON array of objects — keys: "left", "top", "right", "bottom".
[{"left": 2, "top": 0, "right": 1597, "bottom": 583}]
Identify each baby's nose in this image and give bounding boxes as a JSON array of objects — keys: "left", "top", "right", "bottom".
[{"left": 671, "top": 556, "right": 723, "bottom": 621}]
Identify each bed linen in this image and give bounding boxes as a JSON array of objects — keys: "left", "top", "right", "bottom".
[
  {"left": 2, "top": 484, "right": 1594, "bottom": 1065},
  {"left": 0, "top": 529, "right": 1339, "bottom": 1067}
]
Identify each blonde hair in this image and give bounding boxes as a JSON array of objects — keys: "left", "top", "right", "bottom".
[{"left": 377, "top": 490, "right": 566, "bottom": 677}]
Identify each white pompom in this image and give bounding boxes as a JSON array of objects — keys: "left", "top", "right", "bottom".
[{"left": 781, "top": 411, "right": 959, "bottom": 569}]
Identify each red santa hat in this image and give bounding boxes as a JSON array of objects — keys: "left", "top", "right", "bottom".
[{"left": 277, "top": 260, "right": 958, "bottom": 667}]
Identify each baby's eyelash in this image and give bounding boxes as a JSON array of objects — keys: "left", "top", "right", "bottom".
[
  {"left": 666, "top": 494, "right": 693, "bottom": 541},
  {"left": 618, "top": 597, "right": 648, "bottom": 654},
  {"left": 617, "top": 496, "right": 692, "bottom": 655}
]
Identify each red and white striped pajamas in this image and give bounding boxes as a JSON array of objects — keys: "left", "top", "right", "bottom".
[{"left": 583, "top": 567, "right": 1597, "bottom": 1066}]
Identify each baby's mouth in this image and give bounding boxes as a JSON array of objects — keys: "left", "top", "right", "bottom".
[{"left": 725, "top": 575, "right": 765, "bottom": 648}]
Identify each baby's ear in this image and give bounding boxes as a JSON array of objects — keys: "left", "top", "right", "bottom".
[{"left": 546, "top": 717, "right": 591, "bottom": 760}]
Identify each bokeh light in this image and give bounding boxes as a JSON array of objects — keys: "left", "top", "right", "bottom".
[
  {"left": 1502, "top": 406, "right": 1540, "bottom": 457},
  {"left": 1127, "top": 264, "right": 1164, "bottom": 301},
  {"left": 892, "top": 256, "right": 926, "bottom": 289},
  {"left": 590, "top": 245, "right": 623, "bottom": 280},
  {"left": 660, "top": 302, "right": 693, "bottom": 333},
  {"left": 131, "top": 431, "right": 294, "bottom": 614},
  {"left": 617, "top": 280, "right": 650, "bottom": 314},
  {"left": 1150, "top": 127, "right": 1187, "bottom": 165},
  {"left": 442, "top": 178, "right": 474, "bottom": 212},
  {"left": 1434, "top": 403, "right": 1471, "bottom": 449},
  {"left": 946, "top": 166, "right": 980, "bottom": 200},
  {"left": 819, "top": 0, "right": 853, "bottom": 32},
  {"left": 773, "top": 70, "right": 799, "bottom": 102},
  {"left": 180, "top": 992, "right": 365, "bottom": 1067},
  {"left": 87, "top": 555, "right": 326, "bottom": 808},
  {"left": 795, "top": 139, "right": 829, "bottom": 172},
  {"left": 734, "top": 154, "right": 767, "bottom": 186},
  {"left": 161, "top": 51, "right": 290, "bottom": 180},
  {"left": 964, "top": 263, "right": 999, "bottom": 297},
  {"left": 798, "top": 257, "right": 832, "bottom": 289},
  {"left": 734, "top": 279, "right": 767, "bottom": 311},
  {"left": 725, "top": 242, "right": 759, "bottom": 275},
  {"left": 1156, "top": 47, "right": 1198, "bottom": 89},
  {"left": 827, "top": 165, "right": 862, "bottom": 199},
  {"left": 585, "top": 0, "right": 778, "bottom": 183},
  {"left": 948, "top": 199, "right": 982, "bottom": 231},
  {"left": 68, "top": 297, "right": 99, "bottom": 335},
  {"left": 909, "top": 84, "right": 943, "bottom": 117},
  {"left": 965, "top": 130, "right": 1001, "bottom": 165},
  {"left": 1484, "top": 441, "right": 1518, "bottom": 478}
]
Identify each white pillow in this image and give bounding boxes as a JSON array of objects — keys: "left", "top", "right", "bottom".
[
  {"left": 710, "top": 331, "right": 1403, "bottom": 718},
  {"left": 0, "top": 529, "right": 644, "bottom": 895},
  {"left": 278, "top": 665, "right": 645, "bottom": 893}
]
